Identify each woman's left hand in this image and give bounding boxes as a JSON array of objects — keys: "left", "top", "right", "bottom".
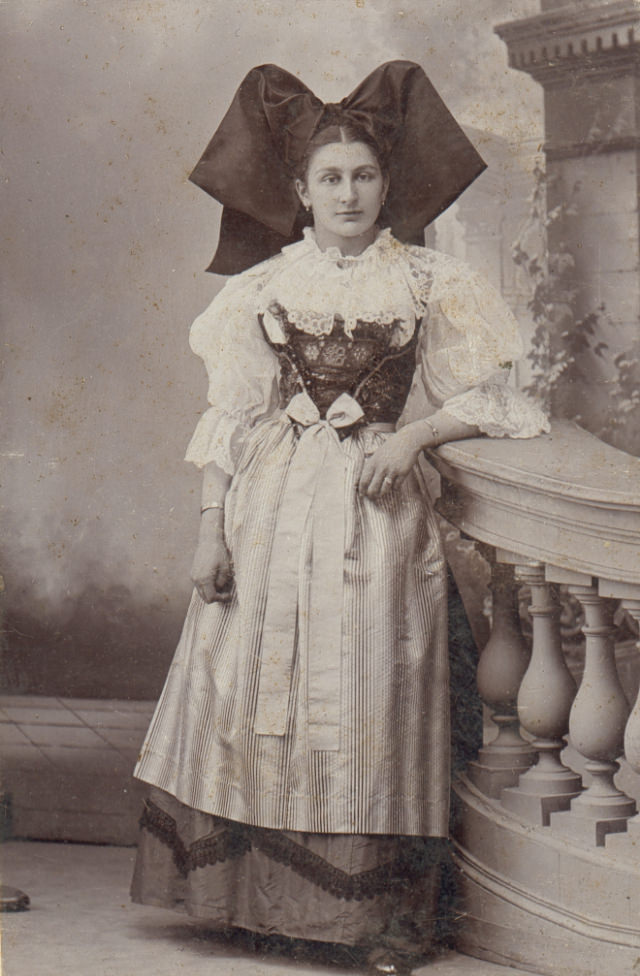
[{"left": 357, "top": 426, "right": 425, "bottom": 498}]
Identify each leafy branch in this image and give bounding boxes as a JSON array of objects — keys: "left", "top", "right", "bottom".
[{"left": 512, "top": 164, "right": 610, "bottom": 422}]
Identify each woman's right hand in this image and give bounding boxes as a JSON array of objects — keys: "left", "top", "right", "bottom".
[{"left": 190, "top": 513, "right": 234, "bottom": 603}]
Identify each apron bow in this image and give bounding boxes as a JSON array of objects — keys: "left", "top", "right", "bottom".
[{"left": 253, "top": 391, "right": 364, "bottom": 750}]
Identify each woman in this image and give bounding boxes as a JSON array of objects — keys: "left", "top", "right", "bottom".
[{"left": 132, "top": 62, "right": 548, "bottom": 975}]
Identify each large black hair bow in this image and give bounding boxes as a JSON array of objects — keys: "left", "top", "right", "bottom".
[{"left": 190, "top": 61, "right": 486, "bottom": 274}]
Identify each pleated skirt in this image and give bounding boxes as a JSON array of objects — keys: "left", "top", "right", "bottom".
[
  {"left": 131, "top": 413, "right": 481, "bottom": 950},
  {"left": 134, "top": 416, "right": 452, "bottom": 836},
  {"left": 130, "top": 786, "right": 447, "bottom": 953}
]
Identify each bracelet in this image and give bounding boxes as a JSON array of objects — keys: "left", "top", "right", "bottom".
[
  {"left": 201, "top": 503, "right": 224, "bottom": 514},
  {"left": 423, "top": 417, "right": 440, "bottom": 443}
]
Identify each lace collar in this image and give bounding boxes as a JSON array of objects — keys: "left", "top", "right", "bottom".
[
  {"left": 253, "top": 227, "right": 435, "bottom": 345},
  {"left": 302, "top": 227, "right": 402, "bottom": 264},
  {"left": 283, "top": 226, "right": 397, "bottom": 267}
]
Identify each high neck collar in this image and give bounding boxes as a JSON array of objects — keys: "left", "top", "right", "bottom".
[{"left": 298, "top": 226, "right": 395, "bottom": 263}]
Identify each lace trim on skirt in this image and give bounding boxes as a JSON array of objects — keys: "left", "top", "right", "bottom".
[{"left": 139, "top": 799, "right": 444, "bottom": 902}]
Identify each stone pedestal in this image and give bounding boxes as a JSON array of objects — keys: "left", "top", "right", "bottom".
[
  {"left": 467, "top": 719, "right": 537, "bottom": 799},
  {"left": 607, "top": 814, "right": 640, "bottom": 859},
  {"left": 551, "top": 761, "right": 636, "bottom": 846},
  {"left": 501, "top": 746, "right": 583, "bottom": 826}
]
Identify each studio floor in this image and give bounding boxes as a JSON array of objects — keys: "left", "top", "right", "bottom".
[{"left": 0, "top": 840, "right": 539, "bottom": 976}]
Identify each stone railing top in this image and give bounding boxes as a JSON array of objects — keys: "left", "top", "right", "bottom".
[
  {"left": 434, "top": 420, "right": 640, "bottom": 505},
  {"left": 430, "top": 420, "right": 640, "bottom": 586}
]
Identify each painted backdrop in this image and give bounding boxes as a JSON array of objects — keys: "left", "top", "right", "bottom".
[{"left": 2, "top": 0, "right": 542, "bottom": 698}]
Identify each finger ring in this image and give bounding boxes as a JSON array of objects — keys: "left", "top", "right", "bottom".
[{"left": 383, "top": 476, "right": 393, "bottom": 487}]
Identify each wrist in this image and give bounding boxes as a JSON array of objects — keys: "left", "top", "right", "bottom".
[
  {"left": 405, "top": 416, "right": 441, "bottom": 449},
  {"left": 398, "top": 421, "right": 436, "bottom": 453}
]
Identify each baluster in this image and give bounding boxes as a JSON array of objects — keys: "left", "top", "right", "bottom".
[
  {"left": 551, "top": 586, "right": 636, "bottom": 846},
  {"left": 606, "top": 598, "right": 640, "bottom": 856},
  {"left": 501, "top": 563, "right": 582, "bottom": 825},
  {"left": 623, "top": 600, "right": 640, "bottom": 774},
  {"left": 467, "top": 558, "right": 535, "bottom": 798}
]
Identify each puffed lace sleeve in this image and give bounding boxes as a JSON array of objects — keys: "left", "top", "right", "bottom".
[
  {"left": 184, "top": 265, "right": 280, "bottom": 474},
  {"left": 416, "top": 252, "right": 549, "bottom": 438}
]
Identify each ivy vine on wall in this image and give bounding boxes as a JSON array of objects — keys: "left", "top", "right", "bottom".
[{"left": 512, "top": 162, "right": 640, "bottom": 455}]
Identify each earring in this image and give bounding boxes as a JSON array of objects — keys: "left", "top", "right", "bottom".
[{"left": 304, "top": 204, "right": 311, "bottom": 212}]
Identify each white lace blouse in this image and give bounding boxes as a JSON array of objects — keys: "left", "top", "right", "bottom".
[{"left": 185, "top": 228, "right": 549, "bottom": 474}]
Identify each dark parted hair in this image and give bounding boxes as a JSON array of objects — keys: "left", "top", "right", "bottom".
[{"left": 295, "top": 109, "right": 390, "bottom": 183}]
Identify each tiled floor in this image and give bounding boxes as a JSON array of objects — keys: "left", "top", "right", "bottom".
[
  {"left": 0, "top": 696, "right": 544, "bottom": 973},
  {"left": 1, "top": 840, "right": 538, "bottom": 976},
  {"left": 0, "top": 695, "right": 155, "bottom": 844}
]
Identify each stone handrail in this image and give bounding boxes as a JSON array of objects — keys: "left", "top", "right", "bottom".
[
  {"left": 430, "top": 419, "right": 640, "bottom": 587},
  {"left": 429, "top": 419, "right": 640, "bottom": 845}
]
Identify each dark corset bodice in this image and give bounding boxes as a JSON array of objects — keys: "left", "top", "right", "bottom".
[{"left": 259, "top": 308, "right": 419, "bottom": 425}]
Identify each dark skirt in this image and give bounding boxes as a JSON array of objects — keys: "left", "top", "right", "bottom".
[{"left": 131, "top": 787, "right": 449, "bottom": 953}]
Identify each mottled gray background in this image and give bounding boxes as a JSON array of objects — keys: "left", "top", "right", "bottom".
[{"left": 2, "top": 0, "right": 542, "bottom": 698}]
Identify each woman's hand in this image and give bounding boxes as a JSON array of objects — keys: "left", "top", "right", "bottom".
[
  {"left": 191, "top": 511, "right": 234, "bottom": 603},
  {"left": 357, "top": 412, "right": 481, "bottom": 498},
  {"left": 357, "top": 425, "right": 426, "bottom": 498}
]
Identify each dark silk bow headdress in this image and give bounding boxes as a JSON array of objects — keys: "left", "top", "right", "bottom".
[{"left": 190, "top": 61, "right": 486, "bottom": 274}]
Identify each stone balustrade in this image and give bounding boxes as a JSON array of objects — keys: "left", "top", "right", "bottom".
[{"left": 429, "top": 419, "right": 640, "bottom": 975}]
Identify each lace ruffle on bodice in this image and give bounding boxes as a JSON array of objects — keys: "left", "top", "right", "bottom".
[
  {"left": 255, "top": 228, "right": 433, "bottom": 346},
  {"left": 184, "top": 229, "right": 549, "bottom": 474}
]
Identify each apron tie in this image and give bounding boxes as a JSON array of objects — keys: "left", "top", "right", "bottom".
[{"left": 253, "top": 391, "right": 364, "bottom": 751}]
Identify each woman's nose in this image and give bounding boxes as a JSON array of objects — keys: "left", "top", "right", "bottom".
[{"left": 339, "top": 178, "right": 357, "bottom": 202}]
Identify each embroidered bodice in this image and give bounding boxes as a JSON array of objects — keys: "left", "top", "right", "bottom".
[
  {"left": 184, "top": 228, "right": 549, "bottom": 474},
  {"left": 259, "top": 304, "right": 419, "bottom": 426}
]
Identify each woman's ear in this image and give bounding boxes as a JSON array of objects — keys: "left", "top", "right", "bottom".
[{"left": 295, "top": 178, "right": 310, "bottom": 210}]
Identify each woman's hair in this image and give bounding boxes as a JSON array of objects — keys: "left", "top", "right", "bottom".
[{"left": 296, "top": 110, "right": 389, "bottom": 184}]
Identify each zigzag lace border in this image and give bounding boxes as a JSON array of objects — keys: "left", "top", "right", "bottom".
[{"left": 139, "top": 799, "right": 443, "bottom": 902}]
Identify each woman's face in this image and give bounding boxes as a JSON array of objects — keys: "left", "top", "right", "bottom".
[{"left": 296, "top": 140, "right": 388, "bottom": 255}]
